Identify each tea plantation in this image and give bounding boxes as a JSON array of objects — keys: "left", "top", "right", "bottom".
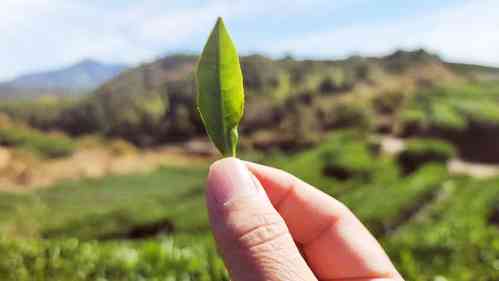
[{"left": 0, "top": 131, "right": 497, "bottom": 280}]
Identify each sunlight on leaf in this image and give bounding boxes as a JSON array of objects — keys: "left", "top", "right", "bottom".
[{"left": 195, "top": 17, "right": 245, "bottom": 157}]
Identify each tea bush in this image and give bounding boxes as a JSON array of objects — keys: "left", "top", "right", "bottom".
[
  {"left": 0, "top": 237, "right": 228, "bottom": 281},
  {"left": 386, "top": 178, "right": 499, "bottom": 281},
  {"left": 0, "top": 130, "right": 497, "bottom": 280},
  {"left": 398, "top": 83, "right": 499, "bottom": 135},
  {"left": 0, "top": 126, "right": 76, "bottom": 158},
  {"left": 320, "top": 132, "right": 376, "bottom": 181},
  {"left": 398, "top": 138, "right": 456, "bottom": 175},
  {"left": 340, "top": 164, "right": 447, "bottom": 235}
]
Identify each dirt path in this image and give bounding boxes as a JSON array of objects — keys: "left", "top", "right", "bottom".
[
  {"left": 379, "top": 136, "right": 406, "bottom": 154},
  {"left": 447, "top": 159, "right": 499, "bottom": 178},
  {"left": 0, "top": 142, "right": 216, "bottom": 193}
]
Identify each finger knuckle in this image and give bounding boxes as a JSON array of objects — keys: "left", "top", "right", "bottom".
[{"left": 235, "top": 213, "right": 290, "bottom": 250}]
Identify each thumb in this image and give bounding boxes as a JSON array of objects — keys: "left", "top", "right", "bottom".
[{"left": 206, "top": 157, "right": 317, "bottom": 281}]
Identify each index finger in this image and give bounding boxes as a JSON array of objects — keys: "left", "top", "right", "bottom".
[{"left": 244, "top": 161, "right": 403, "bottom": 281}]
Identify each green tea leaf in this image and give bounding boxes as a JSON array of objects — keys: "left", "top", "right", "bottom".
[{"left": 195, "top": 17, "right": 245, "bottom": 157}]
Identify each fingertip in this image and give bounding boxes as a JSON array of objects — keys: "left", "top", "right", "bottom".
[
  {"left": 207, "top": 157, "right": 242, "bottom": 191},
  {"left": 208, "top": 157, "right": 239, "bottom": 177},
  {"left": 242, "top": 160, "right": 299, "bottom": 205},
  {"left": 207, "top": 157, "right": 259, "bottom": 207}
]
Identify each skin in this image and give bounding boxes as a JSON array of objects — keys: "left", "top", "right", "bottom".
[{"left": 206, "top": 157, "right": 404, "bottom": 281}]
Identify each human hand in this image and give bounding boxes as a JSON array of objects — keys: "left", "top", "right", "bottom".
[{"left": 206, "top": 158, "right": 404, "bottom": 281}]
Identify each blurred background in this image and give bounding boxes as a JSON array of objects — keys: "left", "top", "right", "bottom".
[{"left": 1, "top": 1, "right": 498, "bottom": 280}]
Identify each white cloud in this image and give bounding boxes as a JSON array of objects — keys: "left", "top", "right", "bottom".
[
  {"left": 0, "top": 0, "right": 234, "bottom": 80},
  {"left": 425, "top": 0, "right": 499, "bottom": 66},
  {"left": 1, "top": 0, "right": 497, "bottom": 81},
  {"left": 0, "top": 0, "right": 275, "bottom": 80},
  {"left": 1, "top": 0, "right": 55, "bottom": 30},
  {"left": 0, "top": 0, "right": 363, "bottom": 80},
  {"left": 124, "top": 0, "right": 339, "bottom": 50},
  {"left": 268, "top": 0, "right": 499, "bottom": 66},
  {"left": 267, "top": 0, "right": 499, "bottom": 65}
]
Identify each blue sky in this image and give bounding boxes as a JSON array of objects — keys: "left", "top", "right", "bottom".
[{"left": 2, "top": 0, "right": 498, "bottom": 81}]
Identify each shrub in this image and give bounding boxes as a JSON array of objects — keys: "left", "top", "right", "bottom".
[
  {"left": 318, "top": 77, "right": 339, "bottom": 94},
  {"left": 319, "top": 99, "right": 374, "bottom": 131},
  {"left": 386, "top": 178, "right": 499, "bottom": 281},
  {"left": 0, "top": 97, "right": 76, "bottom": 131},
  {"left": 398, "top": 138, "right": 456, "bottom": 175},
  {"left": 430, "top": 103, "right": 467, "bottom": 131},
  {"left": 108, "top": 139, "right": 137, "bottom": 156},
  {"left": 0, "top": 238, "right": 228, "bottom": 281},
  {"left": 372, "top": 90, "right": 406, "bottom": 114},
  {"left": 397, "top": 83, "right": 499, "bottom": 137},
  {"left": 240, "top": 55, "right": 282, "bottom": 94},
  {"left": 454, "top": 100, "right": 499, "bottom": 125},
  {"left": 340, "top": 163, "right": 447, "bottom": 235},
  {"left": 276, "top": 95, "right": 322, "bottom": 149},
  {"left": 77, "top": 135, "right": 106, "bottom": 149},
  {"left": 0, "top": 126, "right": 76, "bottom": 158},
  {"left": 319, "top": 131, "right": 378, "bottom": 182},
  {"left": 396, "top": 109, "right": 428, "bottom": 137}
]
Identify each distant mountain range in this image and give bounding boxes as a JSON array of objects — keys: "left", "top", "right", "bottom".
[{"left": 0, "top": 59, "right": 128, "bottom": 99}]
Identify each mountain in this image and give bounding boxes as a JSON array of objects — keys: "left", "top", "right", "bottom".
[{"left": 0, "top": 59, "right": 128, "bottom": 99}]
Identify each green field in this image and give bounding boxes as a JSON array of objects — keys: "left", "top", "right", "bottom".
[
  {"left": 0, "top": 132, "right": 498, "bottom": 280},
  {"left": 1, "top": 55, "right": 499, "bottom": 280}
]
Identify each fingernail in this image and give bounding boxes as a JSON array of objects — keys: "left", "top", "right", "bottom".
[{"left": 208, "top": 157, "right": 259, "bottom": 205}]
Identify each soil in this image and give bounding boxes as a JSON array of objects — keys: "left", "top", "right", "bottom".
[{"left": 0, "top": 140, "right": 216, "bottom": 193}]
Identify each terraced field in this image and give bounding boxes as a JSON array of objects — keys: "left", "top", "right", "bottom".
[
  {"left": 0, "top": 131, "right": 497, "bottom": 280},
  {"left": 386, "top": 178, "right": 499, "bottom": 280}
]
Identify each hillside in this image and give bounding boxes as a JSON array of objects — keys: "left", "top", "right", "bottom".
[
  {"left": 446, "top": 62, "right": 499, "bottom": 81},
  {"left": 0, "top": 59, "right": 128, "bottom": 99},
  {"left": 57, "top": 50, "right": 461, "bottom": 141},
  {"left": 0, "top": 85, "right": 68, "bottom": 100},
  {"left": 3, "top": 49, "right": 499, "bottom": 162}
]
